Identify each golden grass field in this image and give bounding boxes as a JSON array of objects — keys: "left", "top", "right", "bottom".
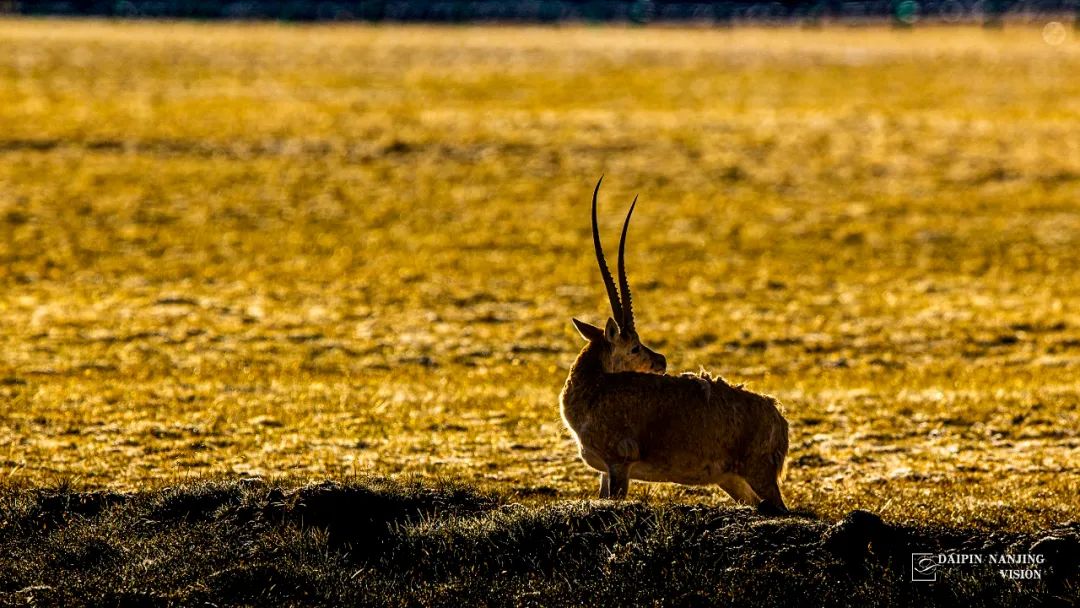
[{"left": 0, "top": 19, "right": 1077, "bottom": 532}]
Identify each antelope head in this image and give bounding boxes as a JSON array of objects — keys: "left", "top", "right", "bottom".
[{"left": 572, "top": 177, "right": 667, "bottom": 374}]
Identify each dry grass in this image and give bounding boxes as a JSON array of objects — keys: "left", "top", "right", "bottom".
[
  {"left": 3, "top": 479, "right": 1076, "bottom": 606},
  {"left": 0, "top": 19, "right": 1078, "bottom": 532}
]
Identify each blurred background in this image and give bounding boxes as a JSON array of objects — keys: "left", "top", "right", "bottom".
[
  {"left": 0, "top": 3, "right": 1077, "bottom": 530},
  {"left": 3, "top": 0, "right": 1079, "bottom": 25}
]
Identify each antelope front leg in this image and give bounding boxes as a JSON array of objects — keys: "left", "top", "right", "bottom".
[
  {"left": 598, "top": 472, "right": 611, "bottom": 498},
  {"left": 608, "top": 463, "right": 630, "bottom": 499}
]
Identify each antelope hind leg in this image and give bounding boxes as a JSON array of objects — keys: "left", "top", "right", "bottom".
[
  {"left": 748, "top": 475, "right": 788, "bottom": 515},
  {"left": 608, "top": 463, "right": 631, "bottom": 500},
  {"left": 717, "top": 474, "right": 762, "bottom": 507}
]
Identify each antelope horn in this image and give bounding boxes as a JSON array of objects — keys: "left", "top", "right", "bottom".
[
  {"left": 591, "top": 176, "right": 623, "bottom": 325},
  {"left": 617, "top": 195, "right": 638, "bottom": 334}
]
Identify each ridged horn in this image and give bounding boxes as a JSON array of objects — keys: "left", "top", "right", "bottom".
[
  {"left": 591, "top": 176, "right": 623, "bottom": 326},
  {"left": 617, "top": 195, "right": 638, "bottom": 334}
]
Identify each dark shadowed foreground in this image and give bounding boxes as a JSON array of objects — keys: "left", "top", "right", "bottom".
[{"left": 0, "top": 478, "right": 1076, "bottom": 607}]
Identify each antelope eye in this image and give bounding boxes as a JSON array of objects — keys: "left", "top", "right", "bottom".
[{"left": 631, "top": 346, "right": 641, "bottom": 354}]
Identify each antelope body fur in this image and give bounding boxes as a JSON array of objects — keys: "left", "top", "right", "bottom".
[{"left": 559, "top": 178, "right": 790, "bottom": 512}]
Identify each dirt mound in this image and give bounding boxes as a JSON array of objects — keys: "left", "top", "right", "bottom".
[{"left": 0, "top": 478, "right": 1076, "bottom": 606}]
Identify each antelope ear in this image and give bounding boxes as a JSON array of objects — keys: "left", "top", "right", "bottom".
[
  {"left": 604, "top": 317, "right": 620, "bottom": 342},
  {"left": 572, "top": 318, "right": 605, "bottom": 342}
]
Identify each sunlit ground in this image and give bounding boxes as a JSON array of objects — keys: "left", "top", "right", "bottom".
[{"left": 0, "top": 19, "right": 1077, "bottom": 531}]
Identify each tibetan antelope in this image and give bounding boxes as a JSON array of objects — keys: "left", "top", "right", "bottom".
[{"left": 559, "top": 177, "right": 790, "bottom": 513}]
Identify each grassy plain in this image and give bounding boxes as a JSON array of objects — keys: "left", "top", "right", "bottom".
[{"left": 0, "top": 20, "right": 1078, "bottom": 534}]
